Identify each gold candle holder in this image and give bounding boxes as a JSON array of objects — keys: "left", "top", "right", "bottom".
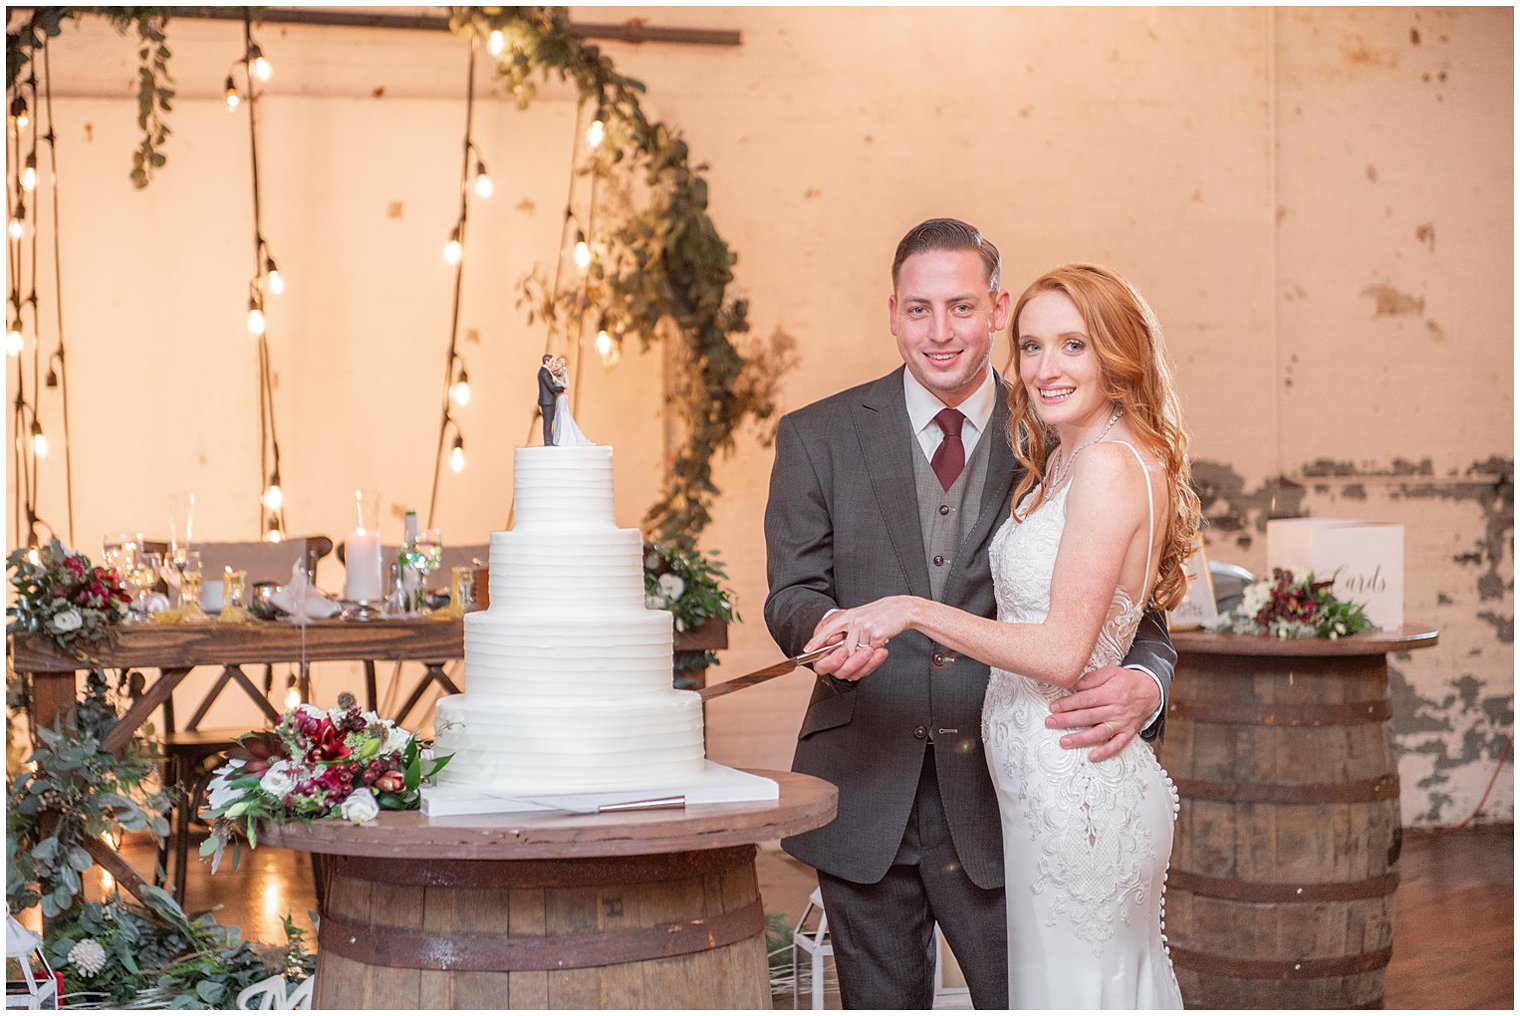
[
  {"left": 217, "top": 566, "right": 254, "bottom": 623},
  {"left": 442, "top": 565, "right": 476, "bottom": 619}
]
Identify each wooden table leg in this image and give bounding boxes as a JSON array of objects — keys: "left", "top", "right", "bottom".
[{"left": 28, "top": 669, "right": 79, "bottom": 738}]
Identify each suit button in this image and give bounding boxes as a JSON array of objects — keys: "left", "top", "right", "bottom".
[
  {"left": 938, "top": 504, "right": 951, "bottom": 516},
  {"left": 933, "top": 555, "right": 946, "bottom": 566},
  {"left": 932, "top": 652, "right": 945, "bottom": 666},
  {"left": 913, "top": 725, "right": 927, "bottom": 739}
]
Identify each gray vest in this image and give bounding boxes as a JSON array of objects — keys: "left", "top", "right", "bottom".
[{"left": 909, "top": 423, "right": 992, "bottom": 601}]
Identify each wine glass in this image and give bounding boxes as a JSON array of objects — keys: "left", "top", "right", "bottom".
[
  {"left": 403, "top": 528, "right": 444, "bottom": 613},
  {"left": 102, "top": 532, "right": 141, "bottom": 576},
  {"left": 128, "top": 551, "right": 162, "bottom": 621},
  {"left": 177, "top": 549, "right": 209, "bottom": 622}
]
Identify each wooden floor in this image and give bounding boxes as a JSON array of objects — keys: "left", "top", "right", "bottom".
[{"left": 101, "top": 823, "right": 1512, "bottom": 1009}]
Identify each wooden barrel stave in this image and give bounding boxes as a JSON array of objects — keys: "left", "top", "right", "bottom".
[
  {"left": 1159, "top": 652, "right": 1401, "bottom": 1009},
  {"left": 314, "top": 847, "right": 769, "bottom": 1009}
]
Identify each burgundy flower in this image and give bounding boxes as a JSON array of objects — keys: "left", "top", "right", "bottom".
[
  {"left": 373, "top": 770, "right": 406, "bottom": 793},
  {"left": 308, "top": 719, "right": 353, "bottom": 763},
  {"left": 229, "top": 730, "right": 284, "bottom": 776}
]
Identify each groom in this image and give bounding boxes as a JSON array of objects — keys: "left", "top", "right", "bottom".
[
  {"left": 537, "top": 353, "right": 564, "bottom": 445},
  {"left": 763, "top": 218, "right": 1176, "bottom": 1008}
]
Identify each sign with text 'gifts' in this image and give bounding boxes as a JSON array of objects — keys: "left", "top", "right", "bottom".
[{"left": 1266, "top": 518, "right": 1404, "bottom": 630}]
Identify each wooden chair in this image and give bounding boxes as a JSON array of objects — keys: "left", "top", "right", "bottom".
[{"left": 153, "top": 536, "right": 332, "bottom": 903}]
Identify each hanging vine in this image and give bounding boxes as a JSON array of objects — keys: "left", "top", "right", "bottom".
[{"left": 5, "top": 5, "right": 789, "bottom": 546}]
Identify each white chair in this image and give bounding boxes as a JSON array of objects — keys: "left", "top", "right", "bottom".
[
  {"left": 790, "top": 889, "right": 967, "bottom": 1009},
  {"left": 235, "top": 974, "right": 314, "bottom": 1010}
]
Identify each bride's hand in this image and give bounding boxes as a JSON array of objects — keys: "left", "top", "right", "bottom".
[{"left": 805, "top": 596, "right": 917, "bottom": 664}]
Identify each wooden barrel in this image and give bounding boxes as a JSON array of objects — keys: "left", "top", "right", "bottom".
[
  {"left": 312, "top": 845, "right": 771, "bottom": 1009},
  {"left": 1157, "top": 635, "right": 1429, "bottom": 1009}
]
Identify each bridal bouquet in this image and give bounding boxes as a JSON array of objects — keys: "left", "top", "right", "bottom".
[
  {"left": 1207, "top": 567, "right": 1375, "bottom": 639},
  {"left": 200, "top": 694, "right": 450, "bottom": 871}
]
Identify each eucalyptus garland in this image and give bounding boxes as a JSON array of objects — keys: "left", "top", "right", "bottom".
[{"left": 6, "top": 5, "right": 790, "bottom": 548}]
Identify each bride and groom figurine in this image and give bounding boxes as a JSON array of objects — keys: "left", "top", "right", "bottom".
[
  {"left": 766, "top": 219, "right": 1195, "bottom": 1009},
  {"left": 536, "top": 354, "right": 592, "bottom": 447}
]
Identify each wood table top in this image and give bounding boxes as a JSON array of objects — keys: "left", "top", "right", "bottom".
[
  {"left": 1171, "top": 623, "right": 1439, "bottom": 658},
  {"left": 257, "top": 769, "right": 837, "bottom": 860}
]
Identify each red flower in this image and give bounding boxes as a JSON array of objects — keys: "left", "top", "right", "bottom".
[
  {"left": 308, "top": 719, "right": 353, "bottom": 763},
  {"left": 229, "top": 730, "right": 284, "bottom": 776},
  {"left": 373, "top": 771, "right": 406, "bottom": 793}
]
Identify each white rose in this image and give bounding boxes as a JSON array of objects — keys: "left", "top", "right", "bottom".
[
  {"left": 50, "top": 608, "right": 83, "bottom": 633},
  {"left": 339, "top": 786, "right": 380, "bottom": 824},
  {"left": 645, "top": 593, "right": 663, "bottom": 610},
  {"left": 658, "top": 573, "right": 685, "bottom": 601},
  {"left": 68, "top": 938, "right": 107, "bottom": 977},
  {"left": 259, "top": 759, "right": 297, "bottom": 798},
  {"left": 383, "top": 724, "right": 411, "bottom": 756}
]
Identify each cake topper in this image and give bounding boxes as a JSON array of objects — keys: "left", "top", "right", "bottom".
[{"left": 536, "top": 355, "right": 594, "bottom": 446}]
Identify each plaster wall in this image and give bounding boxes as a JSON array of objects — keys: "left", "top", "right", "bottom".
[{"left": 5, "top": 6, "right": 1510, "bottom": 825}]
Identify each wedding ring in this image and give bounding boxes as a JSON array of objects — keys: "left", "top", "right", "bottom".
[
  {"left": 855, "top": 642, "right": 871, "bottom": 651},
  {"left": 1103, "top": 721, "right": 1118, "bottom": 736}
]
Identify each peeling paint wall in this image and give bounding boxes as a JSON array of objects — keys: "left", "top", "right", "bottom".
[{"left": 8, "top": 8, "right": 1511, "bottom": 825}]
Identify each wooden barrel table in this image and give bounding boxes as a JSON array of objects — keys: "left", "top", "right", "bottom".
[
  {"left": 260, "top": 770, "right": 836, "bottom": 1009},
  {"left": 1158, "top": 626, "right": 1438, "bottom": 1009}
]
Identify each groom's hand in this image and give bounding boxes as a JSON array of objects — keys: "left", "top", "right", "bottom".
[{"left": 1045, "top": 665, "right": 1160, "bottom": 762}]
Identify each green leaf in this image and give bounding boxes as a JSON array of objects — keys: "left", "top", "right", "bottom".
[
  {"left": 404, "top": 747, "right": 422, "bottom": 790},
  {"left": 66, "top": 844, "right": 93, "bottom": 872},
  {"left": 196, "top": 979, "right": 225, "bottom": 1004}
]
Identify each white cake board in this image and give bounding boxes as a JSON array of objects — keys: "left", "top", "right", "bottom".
[{"left": 419, "top": 760, "right": 778, "bottom": 818}]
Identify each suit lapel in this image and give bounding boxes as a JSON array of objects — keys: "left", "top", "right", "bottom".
[
  {"left": 851, "top": 369, "right": 933, "bottom": 600},
  {"left": 942, "top": 375, "right": 1019, "bottom": 606}
]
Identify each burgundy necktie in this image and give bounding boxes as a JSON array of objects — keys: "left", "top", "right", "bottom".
[{"left": 930, "top": 408, "right": 966, "bottom": 491}]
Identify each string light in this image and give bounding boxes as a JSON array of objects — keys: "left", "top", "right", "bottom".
[
  {"left": 449, "top": 366, "right": 471, "bottom": 407},
  {"left": 25, "top": 547, "right": 39, "bottom": 566},
  {"left": 264, "top": 526, "right": 284, "bottom": 544},
  {"left": 283, "top": 684, "right": 300, "bottom": 709},
  {"left": 8, "top": 204, "right": 25, "bottom": 240},
  {"left": 473, "top": 160, "right": 493, "bottom": 199},
  {"left": 6, "top": 321, "right": 21, "bottom": 357},
  {"left": 224, "top": 75, "right": 240, "bottom": 111},
  {"left": 586, "top": 116, "right": 605, "bottom": 150},
  {"left": 265, "top": 256, "right": 284, "bottom": 296},
  {"left": 262, "top": 473, "right": 284, "bottom": 512},
  {"left": 30, "top": 421, "right": 48, "bottom": 459},
  {"left": 488, "top": 29, "right": 505, "bottom": 56},
  {"left": 595, "top": 326, "right": 614, "bottom": 360},
  {"left": 245, "top": 298, "right": 265, "bottom": 336},
  {"left": 449, "top": 434, "right": 466, "bottom": 474},
  {"left": 443, "top": 224, "right": 462, "bottom": 265},
  {"left": 596, "top": 314, "right": 621, "bottom": 366},
  {"left": 21, "top": 154, "right": 37, "bottom": 192},
  {"left": 249, "top": 44, "right": 272, "bottom": 82},
  {"left": 10, "top": 96, "right": 29, "bottom": 130},
  {"left": 573, "top": 231, "right": 592, "bottom": 272}
]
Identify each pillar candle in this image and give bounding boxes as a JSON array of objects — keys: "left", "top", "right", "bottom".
[{"left": 344, "top": 528, "right": 383, "bottom": 603}]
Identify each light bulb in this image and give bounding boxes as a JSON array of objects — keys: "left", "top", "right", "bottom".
[
  {"left": 225, "top": 76, "right": 240, "bottom": 112},
  {"left": 12, "top": 99, "right": 29, "bottom": 131},
  {"left": 265, "top": 527, "right": 284, "bottom": 544},
  {"left": 21, "top": 156, "right": 36, "bottom": 192},
  {"left": 283, "top": 685, "right": 300, "bottom": 710},
  {"left": 246, "top": 303, "right": 266, "bottom": 336},
  {"left": 573, "top": 240, "right": 591, "bottom": 271},
  {"left": 6, "top": 323, "right": 21, "bottom": 357},
  {"left": 488, "top": 29, "right": 505, "bottom": 56},
  {"left": 450, "top": 378, "right": 471, "bottom": 408},
  {"left": 474, "top": 172, "right": 494, "bottom": 199},
  {"left": 450, "top": 438, "right": 466, "bottom": 474},
  {"left": 586, "top": 118, "right": 605, "bottom": 149},
  {"left": 252, "top": 45, "right": 273, "bottom": 82},
  {"left": 262, "top": 482, "right": 284, "bottom": 512},
  {"left": 25, "top": 547, "right": 39, "bottom": 565},
  {"left": 268, "top": 268, "right": 285, "bottom": 296},
  {"left": 595, "top": 328, "right": 613, "bottom": 358},
  {"left": 8, "top": 217, "right": 23, "bottom": 241},
  {"left": 31, "top": 423, "right": 47, "bottom": 459},
  {"left": 443, "top": 231, "right": 462, "bottom": 265}
]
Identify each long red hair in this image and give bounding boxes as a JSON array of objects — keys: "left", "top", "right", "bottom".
[{"left": 1008, "top": 264, "right": 1201, "bottom": 611}]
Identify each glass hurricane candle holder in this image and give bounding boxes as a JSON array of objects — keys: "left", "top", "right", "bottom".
[{"left": 217, "top": 567, "right": 254, "bottom": 623}]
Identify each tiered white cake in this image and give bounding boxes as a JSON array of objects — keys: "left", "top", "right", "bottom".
[{"left": 432, "top": 445, "right": 706, "bottom": 795}]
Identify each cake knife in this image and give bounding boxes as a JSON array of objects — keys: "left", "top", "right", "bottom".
[{"left": 697, "top": 642, "right": 842, "bottom": 702}]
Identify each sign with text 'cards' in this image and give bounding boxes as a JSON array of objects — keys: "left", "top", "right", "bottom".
[{"left": 1266, "top": 518, "right": 1404, "bottom": 631}]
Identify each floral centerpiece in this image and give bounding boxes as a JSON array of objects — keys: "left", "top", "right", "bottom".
[
  {"left": 643, "top": 539, "right": 739, "bottom": 676},
  {"left": 200, "top": 694, "right": 449, "bottom": 871},
  {"left": 6, "top": 538, "right": 131, "bottom": 658},
  {"left": 1207, "top": 567, "right": 1376, "bottom": 639}
]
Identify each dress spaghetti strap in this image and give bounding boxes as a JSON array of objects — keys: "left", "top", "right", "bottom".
[{"left": 1108, "top": 440, "right": 1156, "bottom": 598}]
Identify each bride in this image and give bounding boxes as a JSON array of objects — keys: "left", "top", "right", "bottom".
[
  {"left": 548, "top": 356, "right": 594, "bottom": 446},
  {"left": 807, "top": 263, "right": 1200, "bottom": 1008}
]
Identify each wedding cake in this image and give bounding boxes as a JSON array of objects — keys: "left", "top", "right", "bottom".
[{"left": 431, "top": 445, "right": 706, "bottom": 796}]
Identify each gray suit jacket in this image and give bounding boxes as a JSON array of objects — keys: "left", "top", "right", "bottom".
[{"left": 764, "top": 367, "right": 1175, "bottom": 889}]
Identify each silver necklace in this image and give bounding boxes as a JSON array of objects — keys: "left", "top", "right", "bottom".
[{"left": 1046, "top": 407, "right": 1124, "bottom": 492}]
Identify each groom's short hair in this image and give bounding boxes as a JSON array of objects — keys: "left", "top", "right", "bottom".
[{"left": 891, "top": 218, "right": 1001, "bottom": 293}]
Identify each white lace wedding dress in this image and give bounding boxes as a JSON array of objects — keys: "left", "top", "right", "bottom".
[{"left": 981, "top": 441, "right": 1183, "bottom": 1009}]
